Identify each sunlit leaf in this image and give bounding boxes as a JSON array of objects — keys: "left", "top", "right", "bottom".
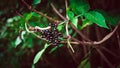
[
  {"left": 15, "top": 36, "right": 22, "bottom": 47},
  {"left": 7, "top": 18, "right": 13, "bottom": 23},
  {"left": 33, "top": 0, "right": 41, "bottom": 5},
  {"left": 81, "top": 19, "right": 93, "bottom": 29},
  {"left": 25, "top": 12, "right": 33, "bottom": 22},
  {"left": 71, "top": 17, "right": 78, "bottom": 28},
  {"left": 33, "top": 43, "right": 49, "bottom": 64},
  {"left": 67, "top": 11, "right": 78, "bottom": 28},
  {"left": 57, "top": 25, "right": 64, "bottom": 31},
  {"left": 84, "top": 11, "right": 108, "bottom": 28},
  {"left": 67, "top": 11, "right": 74, "bottom": 20}
]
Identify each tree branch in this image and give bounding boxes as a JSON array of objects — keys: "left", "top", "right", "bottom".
[
  {"left": 93, "top": 22, "right": 120, "bottom": 45},
  {"left": 50, "top": 3, "right": 67, "bottom": 21},
  {"left": 22, "top": 0, "right": 59, "bottom": 23},
  {"left": 71, "top": 22, "right": 120, "bottom": 45}
]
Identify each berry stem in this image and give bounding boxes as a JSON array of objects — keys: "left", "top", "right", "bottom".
[
  {"left": 25, "top": 23, "right": 34, "bottom": 33},
  {"left": 67, "top": 39, "right": 75, "bottom": 52},
  {"left": 35, "top": 26, "right": 51, "bottom": 30},
  {"left": 65, "top": 18, "right": 75, "bottom": 52}
]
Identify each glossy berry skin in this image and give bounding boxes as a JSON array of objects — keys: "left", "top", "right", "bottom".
[{"left": 40, "top": 23, "right": 62, "bottom": 46}]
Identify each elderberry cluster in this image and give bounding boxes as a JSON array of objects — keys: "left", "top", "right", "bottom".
[{"left": 41, "top": 23, "right": 62, "bottom": 45}]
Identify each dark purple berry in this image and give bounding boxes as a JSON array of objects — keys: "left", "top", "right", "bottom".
[{"left": 40, "top": 23, "right": 62, "bottom": 46}]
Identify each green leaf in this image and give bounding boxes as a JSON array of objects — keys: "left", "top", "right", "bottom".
[
  {"left": 70, "top": 0, "right": 90, "bottom": 14},
  {"left": 25, "top": 12, "right": 33, "bottom": 22},
  {"left": 7, "top": 18, "right": 13, "bottom": 23},
  {"left": 67, "top": 11, "right": 78, "bottom": 28},
  {"left": 84, "top": 11, "right": 108, "bottom": 28},
  {"left": 68, "top": 29, "right": 73, "bottom": 34},
  {"left": 71, "top": 17, "right": 78, "bottom": 28},
  {"left": 33, "top": 0, "right": 41, "bottom": 5},
  {"left": 57, "top": 25, "right": 64, "bottom": 31},
  {"left": 49, "top": 46, "right": 58, "bottom": 53},
  {"left": 14, "top": 31, "right": 26, "bottom": 48},
  {"left": 81, "top": 19, "right": 93, "bottom": 29},
  {"left": 33, "top": 43, "right": 49, "bottom": 64},
  {"left": 78, "top": 58, "right": 89, "bottom": 68},
  {"left": 67, "top": 11, "right": 74, "bottom": 20},
  {"left": 84, "top": 61, "right": 90, "bottom": 68},
  {"left": 15, "top": 36, "right": 22, "bottom": 47},
  {"left": 94, "top": 10, "right": 120, "bottom": 26}
]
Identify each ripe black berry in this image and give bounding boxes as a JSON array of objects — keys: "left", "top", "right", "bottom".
[{"left": 39, "top": 23, "right": 62, "bottom": 46}]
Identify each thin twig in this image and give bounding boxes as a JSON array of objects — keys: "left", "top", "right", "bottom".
[
  {"left": 70, "top": 22, "right": 91, "bottom": 41},
  {"left": 100, "top": 46, "right": 118, "bottom": 57},
  {"left": 50, "top": 3, "right": 67, "bottom": 20},
  {"left": 16, "top": 11, "right": 24, "bottom": 18},
  {"left": 71, "top": 36, "right": 93, "bottom": 46},
  {"left": 65, "top": 0, "right": 68, "bottom": 10},
  {"left": 65, "top": 1, "right": 74, "bottom": 52},
  {"left": 116, "top": 32, "right": 120, "bottom": 48},
  {"left": 60, "top": 41, "right": 78, "bottom": 44}
]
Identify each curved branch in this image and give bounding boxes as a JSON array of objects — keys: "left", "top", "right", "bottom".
[
  {"left": 93, "top": 22, "right": 119, "bottom": 45},
  {"left": 71, "top": 22, "right": 120, "bottom": 45}
]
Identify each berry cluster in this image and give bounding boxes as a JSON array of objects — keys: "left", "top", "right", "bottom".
[{"left": 41, "top": 23, "right": 62, "bottom": 45}]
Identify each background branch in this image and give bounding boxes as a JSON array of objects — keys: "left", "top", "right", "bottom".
[{"left": 96, "top": 49, "right": 114, "bottom": 68}]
